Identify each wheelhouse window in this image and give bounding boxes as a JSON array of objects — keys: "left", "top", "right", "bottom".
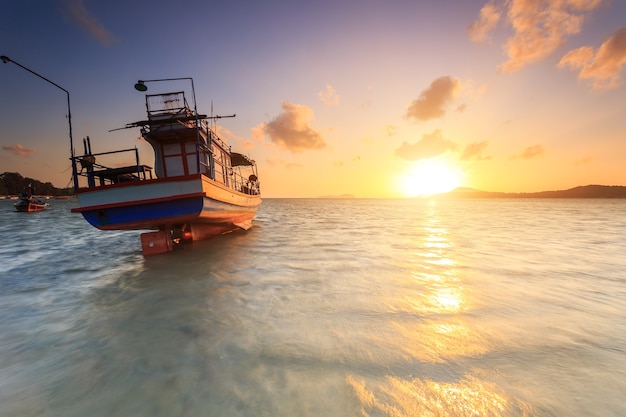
[{"left": 161, "top": 142, "right": 200, "bottom": 177}]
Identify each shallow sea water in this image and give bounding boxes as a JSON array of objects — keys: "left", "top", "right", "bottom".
[{"left": 1, "top": 197, "right": 625, "bottom": 416}]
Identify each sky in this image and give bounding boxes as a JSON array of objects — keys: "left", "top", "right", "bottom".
[{"left": 1, "top": 0, "right": 625, "bottom": 198}]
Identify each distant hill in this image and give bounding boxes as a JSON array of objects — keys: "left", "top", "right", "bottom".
[
  {"left": 0, "top": 172, "right": 73, "bottom": 196},
  {"left": 443, "top": 185, "right": 626, "bottom": 198}
]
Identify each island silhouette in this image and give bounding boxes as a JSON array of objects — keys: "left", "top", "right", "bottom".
[
  {"left": 442, "top": 185, "right": 626, "bottom": 198},
  {"left": 317, "top": 185, "right": 626, "bottom": 199}
]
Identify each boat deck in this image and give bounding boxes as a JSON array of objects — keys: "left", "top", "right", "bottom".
[{"left": 91, "top": 165, "right": 153, "bottom": 185}]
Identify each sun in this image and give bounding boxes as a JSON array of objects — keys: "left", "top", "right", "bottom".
[{"left": 400, "top": 159, "right": 463, "bottom": 197}]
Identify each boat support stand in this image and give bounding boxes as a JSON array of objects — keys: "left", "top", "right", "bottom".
[{"left": 140, "top": 225, "right": 193, "bottom": 256}]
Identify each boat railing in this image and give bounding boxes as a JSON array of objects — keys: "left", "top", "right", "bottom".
[
  {"left": 204, "top": 123, "right": 229, "bottom": 152},
  {"left": 230, "top": 169, "right": 260, "bottom": 195},
  {"left": 146, "top": 92, "right": 188, "bottom": 117},
  {"left": 73, "top": 147, "right": 153, "bottom": 188}
]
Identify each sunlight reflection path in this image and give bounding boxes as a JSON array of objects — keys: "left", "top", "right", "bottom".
[{"left": 348, "top": 200, "right": 532, "bottom": 416}]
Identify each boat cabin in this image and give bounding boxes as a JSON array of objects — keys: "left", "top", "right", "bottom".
[{"left": 74, "top": 90, "right": 259, "bottom": 196}]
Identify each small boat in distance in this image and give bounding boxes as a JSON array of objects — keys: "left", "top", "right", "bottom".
[
  {"left": 70, "top": 79, "right": 261, "bottom": 255},
  {"left": 14, "top": 184, "right": 49, "bottom": 212},
  {"left": 14, "top": 193, "right": 49, "bottom": 212}
]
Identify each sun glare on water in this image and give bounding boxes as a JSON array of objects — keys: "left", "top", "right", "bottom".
[{"left": 400, "top": 160, "right": 463, "bottom": 197}]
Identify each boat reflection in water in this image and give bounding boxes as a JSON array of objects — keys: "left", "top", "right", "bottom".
[{"left": 346, "top": 200, "right": 532, "bottom": 416}]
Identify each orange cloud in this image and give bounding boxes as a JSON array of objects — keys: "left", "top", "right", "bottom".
[
  {"left": 262, "top": 102, "right": 325, "bottom": 153},
  {"left": 461, "top": 141, "right": 492, "bottom": 161},
  {"left": 317, "top": 84, "right": 340, "bottom": 106},
  {"left": 265, "top": 157, "right": 302, "bottom": 169},
  {"left": 472, "top": 0, "right": 602, "bottom": 73},
  {"left": 2, "top": 144, "right": 37, "bottom": 157},
  {"left": 406, "top": 76, "right": 461, "bottom": 121},
  {"left": 468, "top": 2, "right": 501, "bottom": 43},
  {"left": 384, "top": 125, "right": 397, "bottom": 137},
  {"left": 64, "top": 0, "right": 115, "bottom": 47},
  {"left": 395, "top": 129, "right": 456, "bottom": 161},
  {"left": 558, "top": 27, "right": 626, "bottom": 89},
  {"left": 511, "top": 144, "right": 544, "bottom": 160}
]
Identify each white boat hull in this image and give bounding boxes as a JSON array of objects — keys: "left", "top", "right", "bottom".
[{"left": 71, "top": 174, "right": 261, "bottom": 239}]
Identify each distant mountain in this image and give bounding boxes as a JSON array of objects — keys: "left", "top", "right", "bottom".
[
  {"left": 442, "top": 185, "right": 626, "bottom": 198},
  {"left": 0, "top": 172, "right": 73, "bottom": 196}
]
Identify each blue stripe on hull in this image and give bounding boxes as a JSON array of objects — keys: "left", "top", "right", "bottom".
[{"left": 81, "top": 197, "right": 203, "bottom": 229}]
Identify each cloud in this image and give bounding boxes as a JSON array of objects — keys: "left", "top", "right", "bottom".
[
  {"left": 2, "top": 144, "right": 37, "bottom": 157},
  {"left": 406, "top": 76, "right": 461, "bottom": 121},
  {"left": 558, "top": 27, "right": 626, "bottom": 89},
  {"left": 63, "top": 0, "right": 115, "bottom": 47},
  {"left": 511, "top": 144, "right": 544, "bottom": 160},
  {"left": 261, "top": 102, "right": 326, "bottom": 153},
  {"left": 317, "top": 84, "right": 340, "bottom": 106},
  {"left": 265, "top": 158, "right": 302, "bottom": 169},
  {"left": 461, "top": 141, "right": 492, "bottom": 161},
  {"left": 471, "top": 0, "right": 602, "bottom": 73},
  {"left": 468, "top": 2, "right": 501, "bottom": 43},
  {"left": 384, "top": 125, "right": 397, "bottom": 137},
  {"left": 215, "top": 125, "right": 256, "bottom": 150},
  {"left": 395, "top": 129, "right": 456, "bottom": 161}
]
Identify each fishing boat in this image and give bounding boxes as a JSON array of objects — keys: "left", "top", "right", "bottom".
[
  {"left": 14, "top": 192, "right": 49, "bottom": 212},
  {"left": 70, "top": 80, "right": 261, "bottom": 255}
]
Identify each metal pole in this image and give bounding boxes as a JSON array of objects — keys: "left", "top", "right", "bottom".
[{"left": 1, "top": 55, "right": 78, "bottom": 190}]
